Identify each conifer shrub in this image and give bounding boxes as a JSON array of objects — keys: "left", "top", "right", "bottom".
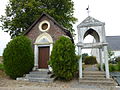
[
  {"left": 84, "top": 56, "right": 97, "bottom": 65},
  {"left": 49, "top": 36, "right": 79, "bottom": 81},
  {"left": 3, "top": 36, "right": 34, "bottom": 79}
]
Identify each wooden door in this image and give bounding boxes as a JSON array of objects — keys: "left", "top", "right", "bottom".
[{"left": 38, "top": 46, "right": 50, "bottom": 68}]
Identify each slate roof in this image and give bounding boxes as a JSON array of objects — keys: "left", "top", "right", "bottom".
[{"left": 106, "top": 36, "right": 120, "bottom": 51}]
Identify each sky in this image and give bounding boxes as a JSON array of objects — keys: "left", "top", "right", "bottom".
[{"left": 0, "top": 0, "right": 120, "bottom": 56}]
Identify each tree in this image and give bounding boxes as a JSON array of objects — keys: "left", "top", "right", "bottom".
[
  {"left": 3, "top": 36, "right": 34, "bottom": 79},
  {"left": 49, "top": 36, "right": 79, "bottom": 81},
  {"left": 0, "top": 0, "right": 77, "bottom": 38}
]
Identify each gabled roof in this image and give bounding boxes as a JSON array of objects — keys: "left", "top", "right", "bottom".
[
  {"left": 24, "top": 13, "right": 74, "bottom": 43},
  {"left": 106, "top": 36, "right": 120, "bottom": 51},
  {"left": 77, "top": 16, "right": 105, "bottom": 28}
]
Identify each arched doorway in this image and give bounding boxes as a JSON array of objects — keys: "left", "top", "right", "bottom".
[
  {"left": 82, "top": 29, "right": 100, "bottom": 71},
  {"left": 34, "top": 33, "right": 53, "bottom": 70}
]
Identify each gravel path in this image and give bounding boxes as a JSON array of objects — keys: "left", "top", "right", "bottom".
[
  {"left": 84, "top": 65, "right": 98, "bottom": 71},
  {"left": 0, "top": 68, "right": 120, "bottom": 90},
  {"left": 0, "top": 78, "right": 120, "bottom": 90},
  {"left": 0, "top": 86, "right": 119, "bottom": 90}
]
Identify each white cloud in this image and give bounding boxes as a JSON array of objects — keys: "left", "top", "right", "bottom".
[{"left": 0, "top": 0, "right": 10, "bottom": 56}]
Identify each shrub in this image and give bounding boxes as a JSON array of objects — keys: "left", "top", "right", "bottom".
[
  {"left": 84, "top": 56, "right": 97, "bottom": 65},
  {"left": 109, "top": 60, "right": 117, "bottom": 64},
  {"left": 49, "top": 36, "right": 79, "bottom": 81},
  {"left": 82, "top": 53, "right": 89, "bottom": 63},
  {"left": 109, "top": 64, "right": 115, "bottom": 72},
  {"left": 3, "top": 36, "right": 34, "bottom": 79},
  {"left": 117, "top": 61, "right": 120, "bottom": 70},
  {"left": 109, "top": 64, "right": 119, "bottom": 72},
  {"left": 115, "top": 57, "right": 120, "bottom": 63},
  {"left": 0, "top": 64, "right": 4, "bottom": 71},
  {"left": 100, "top": 63, "right": 119, "bottom": 72}
]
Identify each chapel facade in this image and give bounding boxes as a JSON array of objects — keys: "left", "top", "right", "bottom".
[{"left": 24, "top": 13, "right": 73, "bottom": 70}]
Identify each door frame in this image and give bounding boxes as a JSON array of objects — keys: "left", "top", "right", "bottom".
[
  {"left": 33, "top": 44, "right": 52, "bottom": 70},
  {"left": 38, "top": 45, "right": 50, "bottom": 69},
  {"left": 33, "top": 33, "right": 53, "bottom": 70}
]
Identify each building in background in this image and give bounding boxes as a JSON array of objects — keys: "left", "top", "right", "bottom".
[{"left": 91, "top": 36, "right": 120, "bottom": 63}]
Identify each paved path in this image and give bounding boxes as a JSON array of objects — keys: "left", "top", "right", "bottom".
[{"left": 84, "top": 65, "right": 98, "bottom": 71}]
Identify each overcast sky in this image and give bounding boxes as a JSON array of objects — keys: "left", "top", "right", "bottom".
[{"left": 0, "top": 0, "right": 120, "bottom": 56}]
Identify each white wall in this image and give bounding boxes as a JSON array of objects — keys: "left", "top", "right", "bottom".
[{"left": 113, "top": 51, "right": 120, "bottom": 57}]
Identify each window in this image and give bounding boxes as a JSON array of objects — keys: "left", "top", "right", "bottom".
[{"left": 39, "top": 20, "right": 50, "bottom": 32}]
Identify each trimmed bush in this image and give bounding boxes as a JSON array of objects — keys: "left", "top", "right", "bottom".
[
  {"left": 3, "top": 36, "right": 34, "bottom": 79},
  {"left": 49, "top": 36, "right": 79, "bottom": 81},
  {"left": 84, "top": 56, "right": 97, "bottom": 65},
  {"left": 0, "top": 64, "right": 4, "bottom": 71}
]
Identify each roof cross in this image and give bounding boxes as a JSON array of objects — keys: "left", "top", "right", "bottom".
[{"left": 86, "top": 5, "right": 90, "bottom": 16}]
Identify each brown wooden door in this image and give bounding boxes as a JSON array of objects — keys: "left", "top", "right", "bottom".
[{"left": 38, "top": 46, "right": 50, "bottom": 68}]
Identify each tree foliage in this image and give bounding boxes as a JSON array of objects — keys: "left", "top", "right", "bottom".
[
  {"left": 49, "top": 36, "right": 79, "bottom": 81},
  {"left": 0, "top": 0, "right": 77, "bottom": 38},
  {"left": 3, "top": 36, "right": 34, "bottom": 79}
]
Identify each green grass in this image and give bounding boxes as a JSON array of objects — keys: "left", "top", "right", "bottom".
[{"left": 0, "top": 64, "right": 4, "bottom": 71}]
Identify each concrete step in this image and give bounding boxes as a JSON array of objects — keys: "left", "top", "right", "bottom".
[
  {"left": 83, "top": 71, "right": 105, "bottom": 75},
  {"left": 26, "top": 74, "right": 50, "bottom": 78},
  {"left": 25, "top": 70, "right": 54, "bottom": 83},
  {"left": 29, "top": 71, "right": 48, "bottom": 74},
  {"left": 29, "top": 77, "right": 54, "bottom": 83},
  {"left": 82, "top": 77, "right": 113, "bottom": 81},
  {"left": 79, "top": 79, "right": 116, "bottom": 86},
  {"left": 83, "top": 75, "right": 105, "bottom": 78},
  {"left": 80, "top": 71, "right": 117, "bottom": 86}
]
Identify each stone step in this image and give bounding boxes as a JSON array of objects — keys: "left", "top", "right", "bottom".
[
  {"left": 28, "top": 77, "right": 54, "bottom": 83},
  {"left": 37, "top": 69, "right": 49, "bottom": 71},
  {"left": 83, "top": 75, "right": 105, "bottom": 78},
  {"left": 25, "top": 70, "right": 54, "bottom": 83},
  {"left": 26, "top": 74, "right": 51, "bottom": 78},
  {"left": 29, "top": 71, "right": 48, "bottom": 75},
  {"left": 82, "top": 77, "right": 113, "bottom": 81},
  {"left": 83, "top": 71, "right": 105, "bottom": 75},
  {"left": 79, "top": 79, "right": 116, "bottom": 86}
]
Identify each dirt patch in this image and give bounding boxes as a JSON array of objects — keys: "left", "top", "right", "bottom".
[
  {"left": 0, "top": 70, "right": 118, "bottom": 90},
  {"left": 0, "top": 70, "right": 76, "bottom": 88},
  {"left": 0, "top": 70, "right": 6, "bottom": 78}
]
